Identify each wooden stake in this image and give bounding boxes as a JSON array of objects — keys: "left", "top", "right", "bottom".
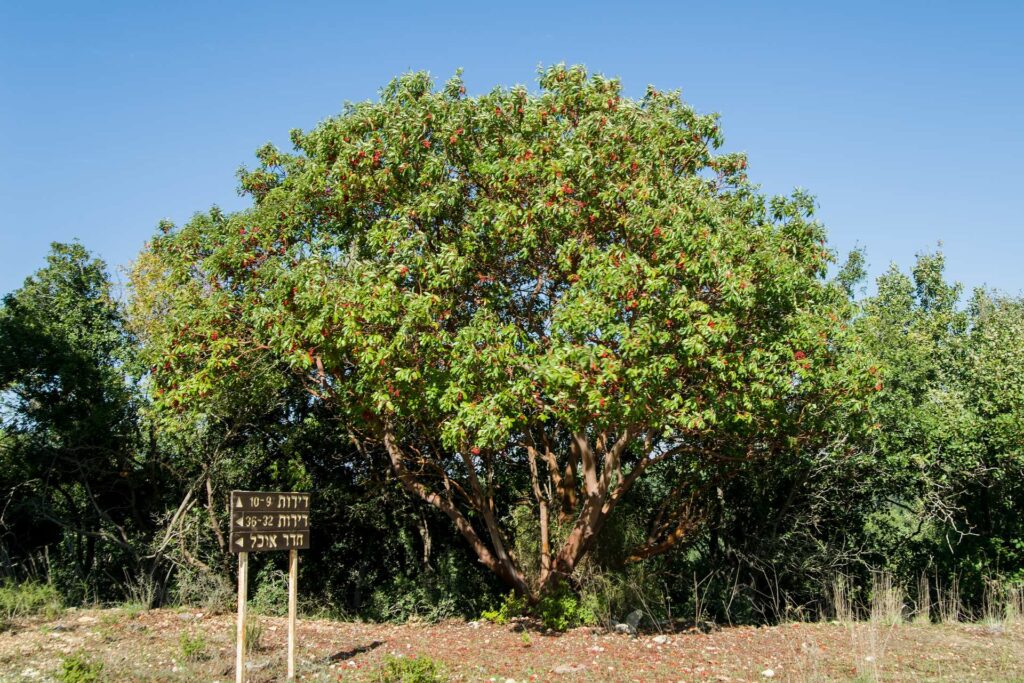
[
  {"left": 288, "top": 548, "right": 298, "bottom": 679},
  {"left": 236, "top": 551, "right": 248, "bottom": 683}
]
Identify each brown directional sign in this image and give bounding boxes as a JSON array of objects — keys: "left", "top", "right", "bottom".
[
  {"left": 230, "top": 491, "right": 310, "bottom": 554},
  {"left": 233, "top": 512, "right": 310, "bottom": 532},
  {"left": 232, "top": 531, "right": 309, "bottom": 553}
]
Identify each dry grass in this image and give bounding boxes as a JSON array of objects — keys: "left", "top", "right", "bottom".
[
  {"left": 1, "top": 607, "right": 1022, "bottom": 682},
  {"left": 870, "top": 571, "right": 904, "bottom": 625},
  {"left": 937, "top": 576, "right": 962, "bottom": 624}
]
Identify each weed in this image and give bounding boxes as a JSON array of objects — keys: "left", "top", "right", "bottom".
[
  {"left": 937, "top": 576, "right": 962, "bottom": 624},
  {"left": 376, "top": 654, "right": 447, "bottom": 683},
  {"left": 828, "top": 574, "right": 856, "bottom": 623},
  {"left": 179, "top": 631, "right": 209, "bottom": 662},
  {"left": 481, "top": 592, "right": 526, "bottom": 625},
  {"left": 245, "top": 616, "right": 263, "bottom": 653},
  {"left": 913, "top": 574, "right": 931, "bottom": 624},
  {"left": 122, "top": 572, "right": 158, "bottom": 610},
  {"left": 0, "top": 580, "right": 62, "bottom": 628},
  {"left": 520, "top": 629, "right": 532, "bottom": 647},
  {"left": 56, "top": 652, "right": 103, "bottom": 683},
  {"left": 174, "top": 567, "right": 234, "bottom": 613},
  {"left": 869, "top": 571, "right": 903, "bottom": 625},
  {"left": 1007, "top": 583, "right": 1024, "bottom": 624}
]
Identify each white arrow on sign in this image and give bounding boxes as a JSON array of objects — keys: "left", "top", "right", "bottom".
[
  {"left": 235, "top": 498, "right": 243, "bottom": 508},
  {"left": 235, "top": 537, "right": 244, "bottom": 548},
  {"left": 236, "top": 516, "right": 245, "bottom": 527}
]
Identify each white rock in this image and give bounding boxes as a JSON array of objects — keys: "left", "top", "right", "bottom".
[
  {"left": 653, "top": 634, "right": 669, "bottom": 644},
  {"left": 762, "top": 669, "right": 775, "bottom": 678},
  {"left": 552, "top": 664, "right": 587, "bottom": 674}
]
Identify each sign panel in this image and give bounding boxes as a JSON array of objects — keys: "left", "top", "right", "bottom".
[
  {"left": 230, "top": 491, "right": 310, "bottom": 554},
  {"left": 232, "top": 530, "right": 310, "bottom": 552},
  {"left": 232, "top": 491, "right": 311, "bottom": 512}
]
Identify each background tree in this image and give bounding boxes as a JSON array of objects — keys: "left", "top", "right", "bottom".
[
  {"left": 853, "top": 253, "right": 1024, "bottom": 595},
  {"left": 0, "top": 243, "right": 159, "bottom": 601}
]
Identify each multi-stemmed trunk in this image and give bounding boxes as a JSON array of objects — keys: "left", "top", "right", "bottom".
[{"left": 382, "top": 421, "right": 693, "bottom": 601}]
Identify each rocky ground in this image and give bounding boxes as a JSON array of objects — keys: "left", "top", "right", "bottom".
[{"left": 1, "top": 607, "right": 1023, "bottom": 682}]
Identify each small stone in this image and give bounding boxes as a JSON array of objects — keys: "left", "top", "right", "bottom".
[
  {"left": 468, "top": 620, "right": 482, "bottom": 629},
  {"left": 761, "top": 669, "right": 775, "bottom": 678},
  {"left": 613, "top": 623, "right": 636, "bottom": 636},
  {"left": 552, "top": 664, "right": 587, "bottom": 674},
  {"left": 653, "top": 634, "right": 669, "bottom": 644}
]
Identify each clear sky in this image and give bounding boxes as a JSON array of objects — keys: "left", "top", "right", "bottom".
[{"left": 2, "top": 1, "right": 1021, "bottom": 297}]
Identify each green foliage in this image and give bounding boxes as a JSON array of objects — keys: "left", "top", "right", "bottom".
[
  {"left": 0, "top": 580, "right": 62, "bottom": 627},
  {"left": 131, "top": 64, "right": 870, "bottom": 599},
  {"left": 233, "top": 618, "right": 262, "bottom": 655},
  {"left": 0, "top": 242, "right": 164, "bottom": 604},
  {"left": 3, "top": 71, "right": 1020, "bottom": 631},
  {"left": 481, "top": 592, "right": 527, "bottom": 625},
  {"left": 251, "top": 567, "right": 289, "bottom": 616},
  {"left": 178, "top": 631, "right": 209, "bottom": 662},
  {"left": 376, "top": 654, "right": 447, "bottom": 683},
  {"left": 535, "top": 582, "right": 596, "bottom": 630},
  {"left": 56, "top": 652, "right": 103, "bottom": 683}
]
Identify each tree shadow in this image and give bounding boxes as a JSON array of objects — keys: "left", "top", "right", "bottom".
[{"left": 327, "top": 640, "right": 384, "bottom": 661}]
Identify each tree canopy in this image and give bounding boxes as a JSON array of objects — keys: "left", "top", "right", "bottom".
[{"left": 130, "top": 65, "right": 874, "bottom": 599}]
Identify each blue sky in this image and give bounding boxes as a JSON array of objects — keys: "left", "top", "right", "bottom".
[{"left": 2, "top": 1, "right": 1021, "bottom": 297}]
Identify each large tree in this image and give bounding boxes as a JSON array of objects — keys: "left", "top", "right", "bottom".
[{"left": 130, "top": 66, "right": 871, "bottom": 599}]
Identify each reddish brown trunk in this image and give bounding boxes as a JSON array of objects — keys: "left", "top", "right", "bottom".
[{"left": 382, "top": 426, "right": 532, "bottom": 598}]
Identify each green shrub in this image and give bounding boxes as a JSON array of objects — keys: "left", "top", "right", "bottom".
[
  {"left": 376, "top": 654, "right": 447, "bottom": 683},
  {"left": 179, "top": 631, "right": 209, "bottom": 662},
  {"left": 251, "top": 567, "right": 289, "bottom": 616},
  {"left": 536, "top": 583, "right": 596, "bottom": 631},
  {"left": 173, "top": 568, "right": 234, "bottom": 613},
  {"left": 56, "top": 652, "right": 103, "bottom": 683},
  {"left": 0, "top": 580, "right": 62, "bottom": 627},
  {"left": 480, "top": 592, "right": 527, "bottom": 625}
]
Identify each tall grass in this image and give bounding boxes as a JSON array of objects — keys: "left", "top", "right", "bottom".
[
  {"left": 936, "top": 576, "right": 962, "bottom": 624},
  {"left": 827, "top": 574, "right": 856, "bottom": 623},
  {"left": 1006, "top": 584, "right": 1024, "bottom": 624},
  {"left": 913, "top": 574, "right": 931, "bottom": 624},
  {"left": 0, "top": 580, "right": 62, "bottom": 628},
  {"left": 870, "top": 572, "right": 904, "bottom": 625}
]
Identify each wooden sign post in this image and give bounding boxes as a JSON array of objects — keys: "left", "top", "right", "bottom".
[{"left": 230, "top": 491, "right": 311, "bottom": 682}]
